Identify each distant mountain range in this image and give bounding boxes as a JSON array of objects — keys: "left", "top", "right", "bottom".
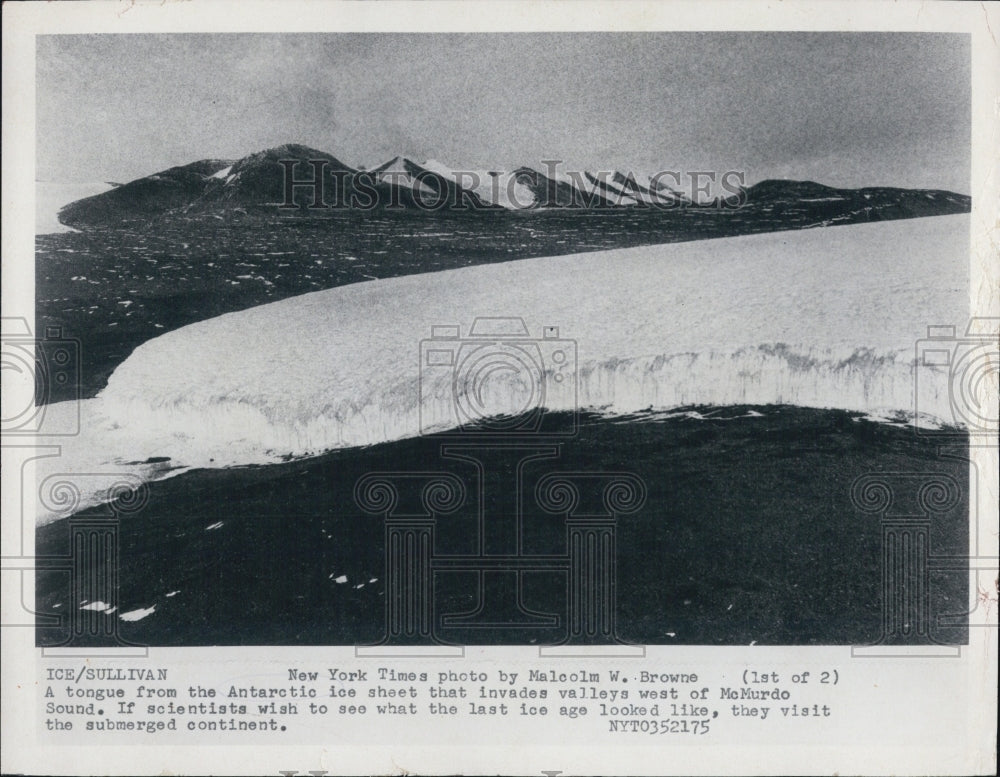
[{"left": 57, "top": 143, "right": 971, "bottom": 227}]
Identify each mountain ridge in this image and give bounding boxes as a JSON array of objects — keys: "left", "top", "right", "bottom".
[{"left": 56, "top": 144, "right": 971, "bottom": 228}]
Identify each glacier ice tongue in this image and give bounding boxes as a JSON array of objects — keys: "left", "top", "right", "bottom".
[{"left": 36, "top": 214, "right": 969, "bottom": 523}]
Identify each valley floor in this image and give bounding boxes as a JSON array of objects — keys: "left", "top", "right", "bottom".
[{"left": 35, "top": 407, "right": 969, "bottom": 647}]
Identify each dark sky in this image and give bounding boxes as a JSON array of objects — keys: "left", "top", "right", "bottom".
[{"left": 36, "top": 32, "right": 970, "bottom": 192}]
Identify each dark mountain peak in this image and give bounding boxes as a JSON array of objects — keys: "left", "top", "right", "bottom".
[
  {"left": 372, "top": 155, "right": 404, "bottom": 169},
  {"left": 733, "top": 178, "right": 970, "bottom": 222},
  {"left": 59, "top": 157, "right": 237, "bottom": 227},
  {"left": 402, "top": 159, "right": 496, "bottom": 209},
  {"left": 196, "top": 144, "right": 361, "bottom": 208},
  {"left": 248, "top": 143, "right": 333, "bottom": 161},
  {"left": 55, "top": 147, "right": 972, "bottom": 227},
  {"left": 511, "top": 165, "right": 542, "bottom": 179},
  {"left": 124, "top": 158, "right": 234, "bottom": 185},
  {"left": 612, "top": 170, "right": 641, "bottom": 188},
  {"left": 231, "top": 144, "right": 356, "bottom": 174},
  {"left": 167, "top": 158, "right": 235, "bottom": 178},
  {"left": 745, "top": 179, "right": 843, "bottom": 200},
  {"left": 370, "top": 156, "right": 431, "bottom": 178},
  {"left": 610, "top": 170, "right": 688, "bottom": 202}
]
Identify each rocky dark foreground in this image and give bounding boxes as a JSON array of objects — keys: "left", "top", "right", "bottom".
[{"left": 36, "top": 407, "right": 970, "bottom": 647}]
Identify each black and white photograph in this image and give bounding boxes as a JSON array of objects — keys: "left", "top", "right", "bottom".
[
  {"left": 27, "top": 28, "right": 981, "bottom": 647},
  {"left": 2, "top": 2, "right": 997, "bottom": 775}
]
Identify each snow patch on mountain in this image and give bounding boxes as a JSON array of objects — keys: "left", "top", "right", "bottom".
[{"left": 372, "top": 156, "right": 436, "bottom": 196}]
